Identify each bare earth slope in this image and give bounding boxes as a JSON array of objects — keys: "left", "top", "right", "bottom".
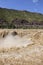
[{"left": 0, "top": 29, "right": 43, "bottom": 65}]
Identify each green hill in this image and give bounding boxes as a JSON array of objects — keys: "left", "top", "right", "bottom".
[{"left": 0, "top": 8, "right": 43, "bottom": 29}]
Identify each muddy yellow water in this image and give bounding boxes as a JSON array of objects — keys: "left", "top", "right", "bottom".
[{"left": 0, "top": 29, "right": 43, "bottom": 65}]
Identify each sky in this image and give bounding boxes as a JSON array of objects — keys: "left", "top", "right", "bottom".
[{"left": 0, "top": 0, "right": 43, "bottom": 14}]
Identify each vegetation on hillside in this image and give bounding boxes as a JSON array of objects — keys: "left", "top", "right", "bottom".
[{"left": 0, "top": 8, "right": 43, "bottom": 28}]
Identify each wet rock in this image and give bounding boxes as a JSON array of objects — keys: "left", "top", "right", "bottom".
[
  {"left": 0, "top": 31, "right": 9, "bottom": 38},
  {"left": 11, "top": 31, "right": 18, "bottom": 36}
]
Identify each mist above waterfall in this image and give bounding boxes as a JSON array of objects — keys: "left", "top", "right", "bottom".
[
  {"left": 0, "top": 29, "right": 43, "bottom": 49},
  {"left": 0, "top": 33, "right": 33, "bottom": 48}
]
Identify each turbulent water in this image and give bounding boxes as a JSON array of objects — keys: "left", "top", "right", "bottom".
[
  {"left": 0, "top": 34, "right": 33, "bottom": 48},
  {"left": 0, "top": 29, "right": 43, "bottom": 65}
]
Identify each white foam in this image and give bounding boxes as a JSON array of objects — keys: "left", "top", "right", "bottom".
[{"left": 0, "top": 34, "right": 33, "bottom": 48}]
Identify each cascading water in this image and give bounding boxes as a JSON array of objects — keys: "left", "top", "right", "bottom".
[{"left": 0, "top": 32, "right": 33, "bottom": 48}]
